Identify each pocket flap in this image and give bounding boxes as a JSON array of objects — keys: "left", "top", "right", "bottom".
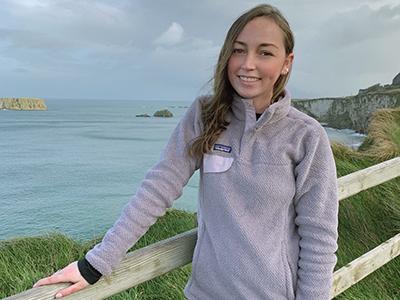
[{"left": 203, "top": 153, "right": 234, "bottom": 173}]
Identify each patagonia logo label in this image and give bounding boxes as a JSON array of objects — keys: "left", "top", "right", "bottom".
[{"left": 213, "top": 144, "right": 232, "bottom": 153}]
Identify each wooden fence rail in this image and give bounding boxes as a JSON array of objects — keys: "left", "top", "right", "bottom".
[
  {"left": 6, "top": 157, "right": 400, "bottom": 300},
  {"left": 6, "top": 230, "right": 198, "bottom": 300},
  {"left": 330, "top": 232, "right": 400, "bottom": 298}
]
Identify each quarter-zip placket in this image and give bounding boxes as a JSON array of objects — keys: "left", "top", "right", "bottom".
[
  {"left": 231, "top": 89, "right": 292, "bottom": 159},
  {"left": 239, "top": 99, "right": 258, "bottom": 158}
]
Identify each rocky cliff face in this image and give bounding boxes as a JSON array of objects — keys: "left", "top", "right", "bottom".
[
  {"left": 0, "top": 98, "right": 47, "bottom": 110},
  {"left": 292, "top": 75, "right": 400, "bottom": 133},
  {"left": 392, "top": 72, "right": 400, "bottom": 85},
  {"left": 293, "top": 91, "right": 400, "bottom": 133}
]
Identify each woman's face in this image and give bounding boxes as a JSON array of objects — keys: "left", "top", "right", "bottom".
[{"left": 227, "top": 17, "right": 293, "bottom": 106}]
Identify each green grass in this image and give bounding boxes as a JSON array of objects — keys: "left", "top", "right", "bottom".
[
  {"left": 331, "top": 145, "right": 400, "bottom": 299},
  {"left": 330, "top": 106, "right": 400, "bottom": 299},
  {"left": 1, "top": 107, "right": 400, "bottom": 299},
  {"left": 0, "top": 210, "right": 196, "bottom": 299},
  {"left": 358, "top": 107, "right": 400, "bottom": 161}
]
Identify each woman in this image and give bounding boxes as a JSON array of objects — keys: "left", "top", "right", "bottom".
[{"left": 34, "top": 4, "right": 338, "bottom": 299}]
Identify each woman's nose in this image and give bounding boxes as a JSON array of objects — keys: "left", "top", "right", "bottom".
[{"left": 241, "top": 53, "right": 256, "bottom": 70}]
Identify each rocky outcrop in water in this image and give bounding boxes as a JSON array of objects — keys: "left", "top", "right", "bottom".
[
  {"left": 153, "top": 109, "right": 173, "bottom": 118},
  {"left": 0, "top": 98, "right": 47, "bottom": 110},
  {"left": 292, "top": 74, "right": 400, "bottom": 133}
]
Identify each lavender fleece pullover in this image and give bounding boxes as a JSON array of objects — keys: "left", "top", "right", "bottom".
[{"left": 85, "top": 89, "right": 339, "bottom": 300}]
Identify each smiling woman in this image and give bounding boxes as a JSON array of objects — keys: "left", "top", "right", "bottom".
[
  {"left": 227, "top": 17, "right": 293, "bottom": 113},
  {"left": 33, "top": 4, "right": 339, "bottom": 300}
]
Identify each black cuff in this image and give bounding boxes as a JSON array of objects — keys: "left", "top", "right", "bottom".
[{"left": 77, "top": 258, "right": 102, "bottom": 284}]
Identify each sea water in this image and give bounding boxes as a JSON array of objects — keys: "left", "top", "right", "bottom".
[{"left": 0, "top": 99, "right": 365, "bottom": 241}]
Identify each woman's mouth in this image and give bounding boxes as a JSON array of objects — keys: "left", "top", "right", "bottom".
[{"left": 238, "top": 75, "right": 261, "bottom": 82}]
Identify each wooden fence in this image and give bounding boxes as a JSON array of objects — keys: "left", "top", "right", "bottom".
[{"left": 6, "top": 157, "right": 400, "bottom": 300}]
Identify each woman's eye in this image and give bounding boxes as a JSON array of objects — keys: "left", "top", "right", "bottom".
[
  {"left": 260, "top": 51, "right": 272, "bottom": 56},
  {"left": 233, "top": 48, "right": 245, "bottom": 54}
]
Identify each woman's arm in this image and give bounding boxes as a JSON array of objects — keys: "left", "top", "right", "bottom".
[
  {"left": 85, "top": 97, "right": 203, "bottom": 276},
  {"left": 293, "top": 122, "right": 339, "bottom": 300},
  {"left": 33, "top": 97, "right": 204, "bottom": 298}
]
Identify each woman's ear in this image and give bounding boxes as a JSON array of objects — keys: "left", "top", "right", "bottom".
[{"left": 281, "top": 53, "right": 294, "bottom": 75}]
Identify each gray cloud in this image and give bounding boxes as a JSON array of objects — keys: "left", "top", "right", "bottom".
[
  {"left": 154, "top": 22, "right": 185, "bottom": 46},
  {"left": 291, "top": 3, "right": 400, "bottom": 97},
  {"left": 0, "top": 28, "right": 71, "bottom": 50},
  {"left": 0, "top": 0, "right": 399, "bottom": 100},
  {"left": 316, "top": 4, "right": 400, "bottom": 48}
]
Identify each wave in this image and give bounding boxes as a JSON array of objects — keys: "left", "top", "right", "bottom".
[{"left": 79, "top": 133, "right": 162, "bottom": 142}]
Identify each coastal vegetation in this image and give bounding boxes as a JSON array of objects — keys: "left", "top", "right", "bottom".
[
  {"left": 1, "top": 108, "right": 399, "bottom": 299},
  {"left": 0, "top": 97, "right": 47, "bottom": 111}
]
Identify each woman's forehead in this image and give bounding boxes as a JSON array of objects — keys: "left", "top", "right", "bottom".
[{"left": 236, "top": 17, "right": 285, "bottom": 47}]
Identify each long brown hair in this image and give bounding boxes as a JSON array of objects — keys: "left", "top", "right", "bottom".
[{"left": 189, "top": 4, "right": 294, "bottom": 158}]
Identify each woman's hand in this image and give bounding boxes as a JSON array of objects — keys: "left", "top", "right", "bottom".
[{"left": 33, "top": 261, "right": 89, "bottom": 299}]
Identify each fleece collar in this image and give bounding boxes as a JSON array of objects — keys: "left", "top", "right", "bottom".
[{"left": 231, "top": 89, "right": 291, "bottom": 129}]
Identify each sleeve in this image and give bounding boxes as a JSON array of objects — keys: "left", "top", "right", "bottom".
[
  {"left": 78, "top": 258, "right": 102, "bottom": 284},
  {"left": 84, "top": 98, "right": 204, "bottom": 276},
  {"left": 293, "top": 123, "right": 339, "bottom": 300}
]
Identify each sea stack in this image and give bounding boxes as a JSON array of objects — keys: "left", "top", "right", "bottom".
[
  {"left": 153, "top": 109, "right": 173, "bottom": 118},
  {"left": 0, "top": 98, "right": 47, "bottom": 111}
]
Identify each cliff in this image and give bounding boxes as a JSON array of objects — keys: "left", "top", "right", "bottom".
[
  {"left": 0, "top": 98, "right": 47, "bottom": 111},
  {"left": 292, "top": 74, "right": 400, "bottom": 133}
]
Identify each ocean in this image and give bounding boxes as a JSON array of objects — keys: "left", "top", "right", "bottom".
[{"left": 0, "top": 99, "right": 365, "bottom": 241}]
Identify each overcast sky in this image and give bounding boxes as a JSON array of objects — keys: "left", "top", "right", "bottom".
[{"left": 1, "top": 0, "right": 399, "bottom": 101}]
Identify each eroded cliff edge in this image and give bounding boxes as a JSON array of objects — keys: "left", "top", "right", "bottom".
[{"left": 292, "top": 73, "right": 400, "bottom": 133}]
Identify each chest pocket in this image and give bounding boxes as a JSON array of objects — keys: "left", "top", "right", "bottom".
[{"left": 203, "top": 153, "right": 234, "bottom": 173}]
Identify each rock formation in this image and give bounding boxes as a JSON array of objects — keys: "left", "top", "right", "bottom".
[
  {"left": 0, "top": 98, "right": 47, "bottom": 110},
  {"left": 153, "top": 109, "right": 173, "bottom": 118},
  {"left": 292, "top": 73, "right": 400, "bottom": 133},
  {"left": 393, "top": 72, "right": 400, "bottom": 86}
]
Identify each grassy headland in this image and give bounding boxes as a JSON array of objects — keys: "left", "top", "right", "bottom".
[{"left": 1, "top": 108, "right": 399, "bottom": 299}]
